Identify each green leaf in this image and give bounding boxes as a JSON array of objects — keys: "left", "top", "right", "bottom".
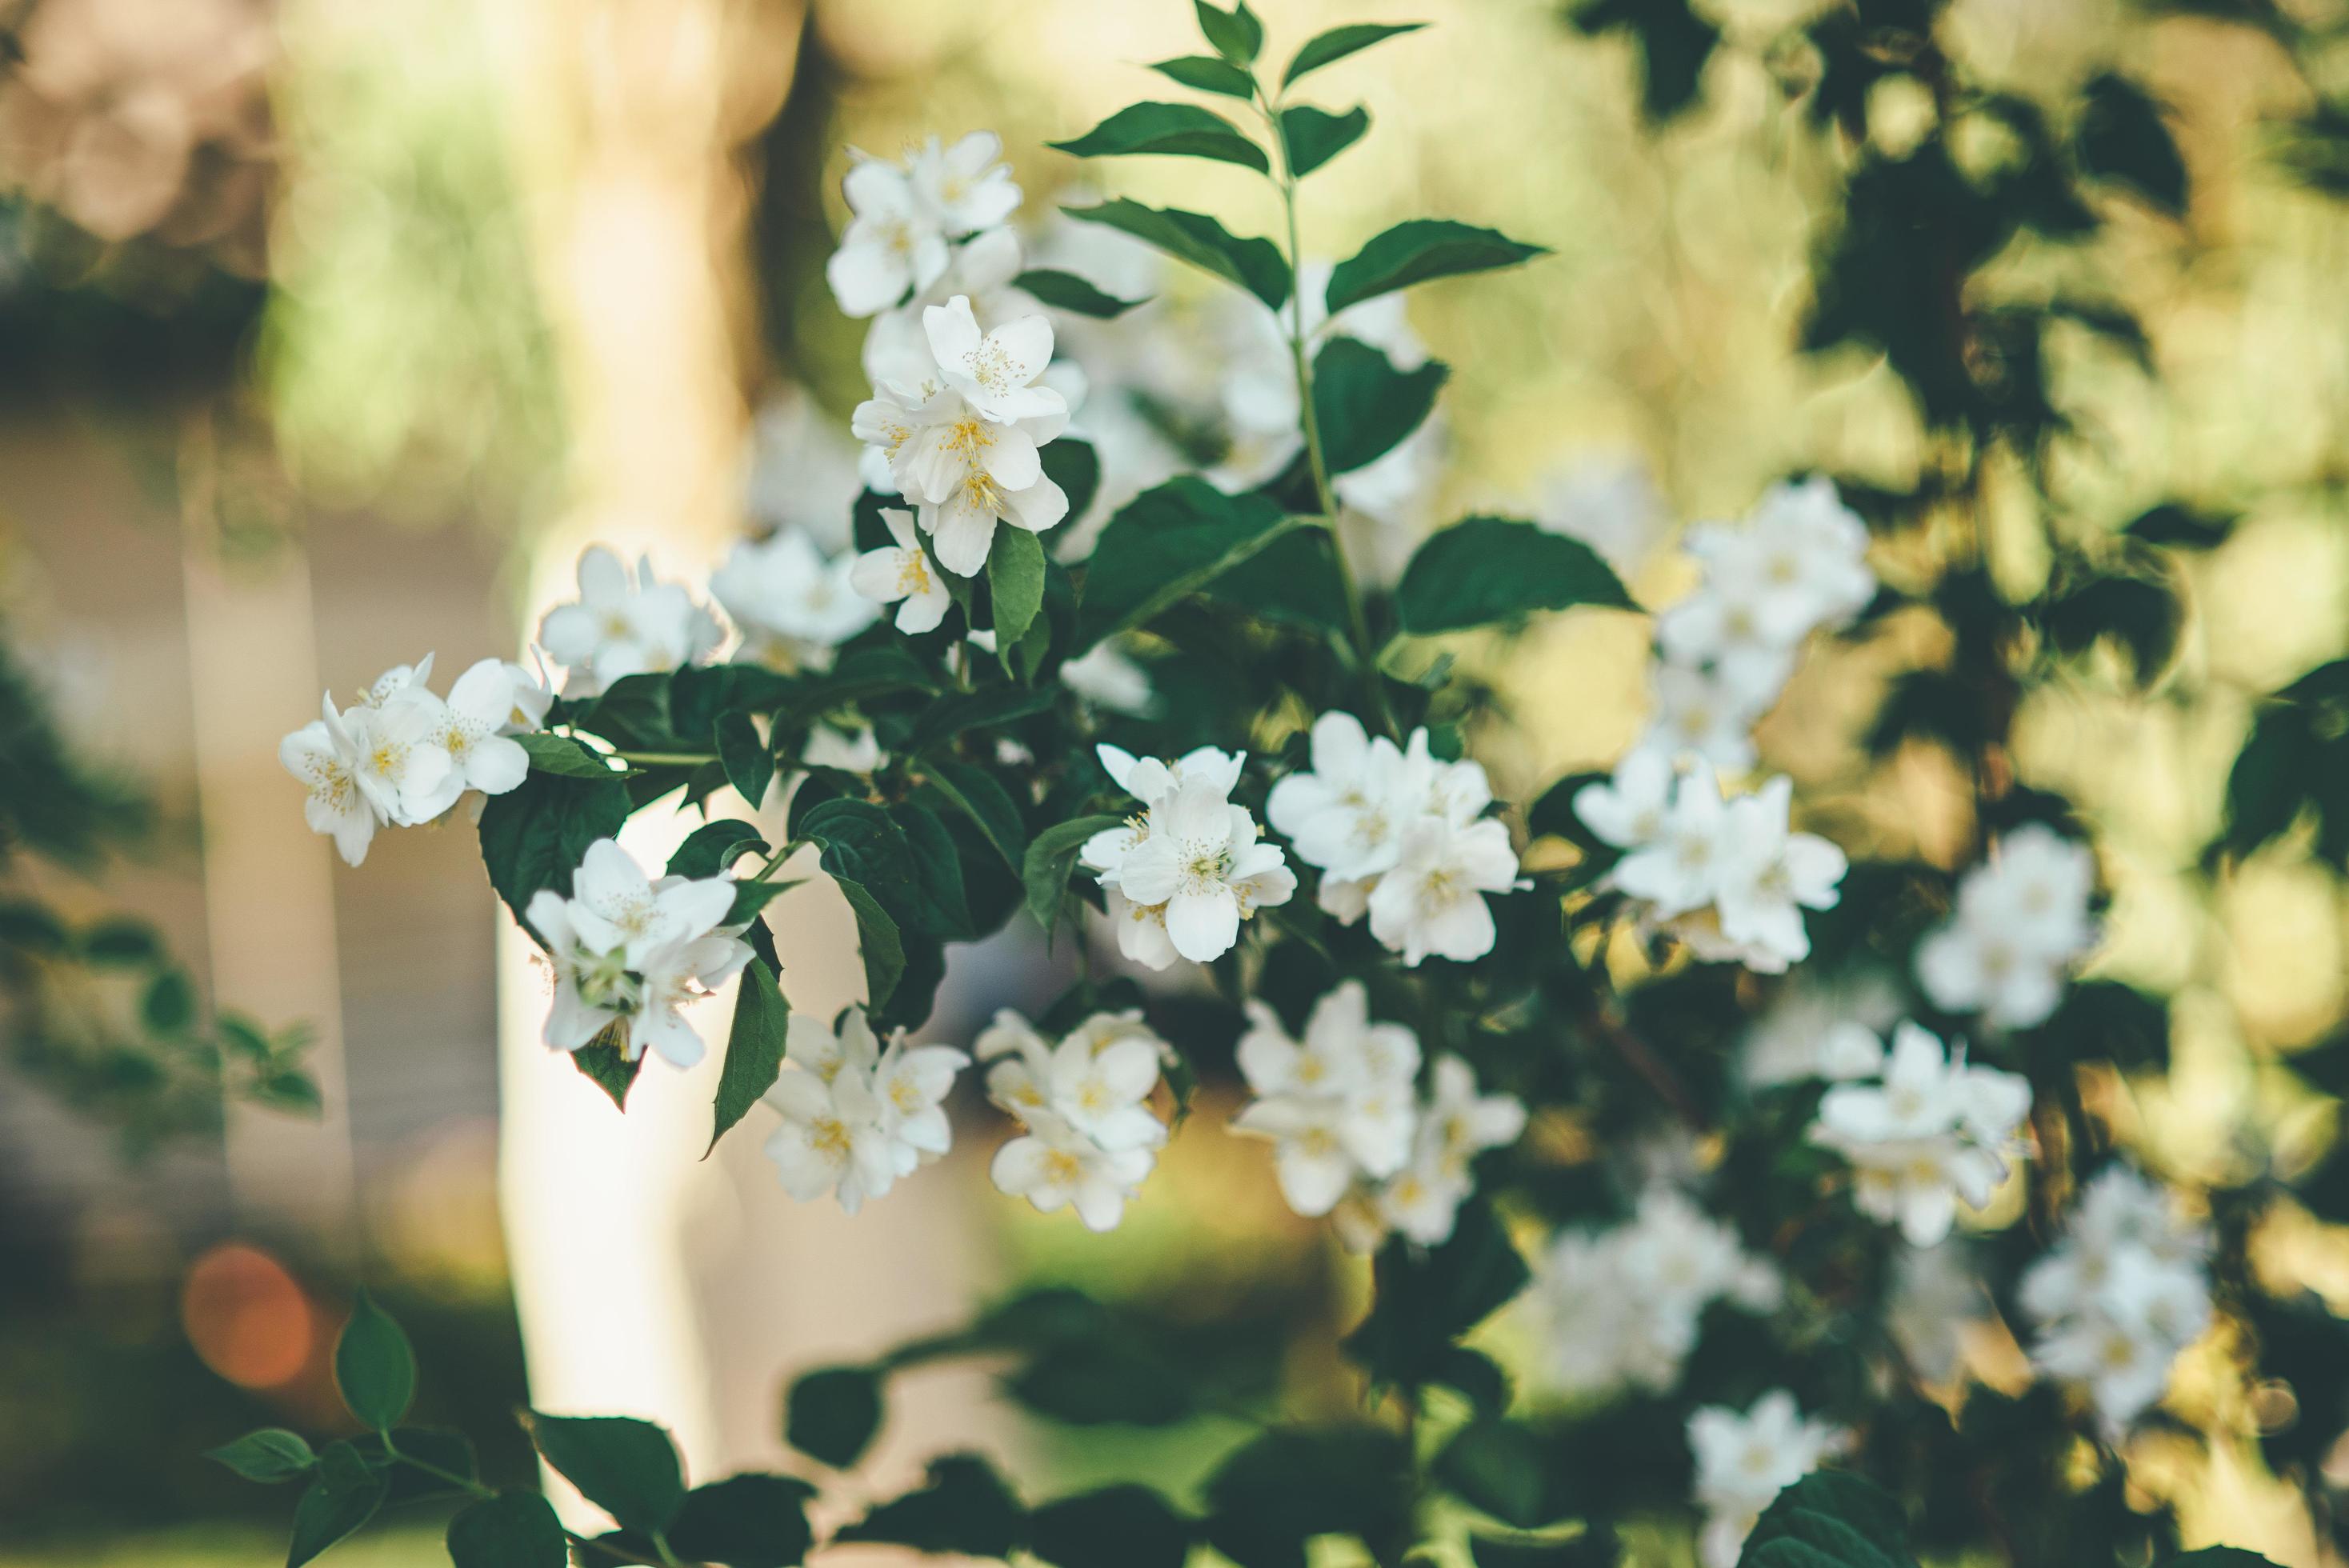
[
  {"left": 448, "top": 1493, "right": 568, "bottom": 1568},
  {"left": 81, "top": 916, "right": 161, "bottom": 965},
  {"left": 2222, "top": 706, "right": 2317, "bottom": 858},
  {"left": 1023, "top": 815, "right": 1123, "bottom": 936},
  {"left": 800, "top": 798, "right": 915, "bottom": 896},
  {"left": 1074, "top": 478, "right": 1304, "bottom": 651},
  {"left": 777, "top": 646, "right": 941, "bottom": 730},
  {"left": 667, "top": 819, "right": 769, "bottom": 881},
  {"left": 333, "top": 1290, "right": 415, "bottom": 1430},
  {"left": 920, "top": 758, "right": 1030, "bottom": 870},
  {"left": 1195, "top": 0, "right": 1263, "bottom": 64},
  {"left": 1570, "top": 0, "right": 1720, "bottom": 122},
  {"left": 1735, "top": 1471, "right": 1914, "bottom": 1568},
  {"left": 1043, "top": 439, "right": 1102, "bottom": 523},
  {"left": 1150, "top": 54, "right": 1255, "bottom": 98},
  {"left": 1029, "top": 1486, "right": 1193, "bottom": 1568},
  {"left": 1015, "top": 268, "right": 1149, "bottom": 318},
  {"left": 571, "top": 1022, "right": 646, "bottom": 1110},
  {"left": 525, "top": 1413, "right": 686, "bottom": 1536},
  {"left": 1471, "top": 1526, "right": 1619, "bottom": 1568},
  {"left": 1315, "top": 338, "right": 1447, "bottom": 474},
  {"left": 716, "top": 712, "right": 775, "bottom": 809},
  {"left": 670, "top": 1474, "right": 819, "bottom": 1568},
  {"left": 368, "top": 1428, "right": 479, "bottom": 1506},
  {"left": 477, "top": 769, "right": 633, "bottom": 943},
  {"left": 205, "top": 1428, "right": 316, "bottom": 1483},
  {"left": 894, "top": 802, "right": 977, "bottom": 940},
  {"left": 708, "top": 958, "right": 788, "bottom": 1154},
  {"left": 1343, "top": 1199, "right": 1530, "bottom": 1392},
  {"left": 1324, "top": 218, "right": 1548, "bottom": 315},
  {"left": 785, "top": 1364, "right": 886, "bottom": 1469},
  {"left": 1201, "top": 1426, "right": 1413, "bottom": 1568},
  {"left": 1004, "top": 1335, "right": 1193, "bottom": 1425},
  {"left": 286, "top": 1442, "right": 387, "bottom": 1568},
  {"left": 1051, "top": 102, "right": 1268, "bottom": 173},
  {"left": 517, "top": 731, "right": 628, "bottom": 778},
  {"left": 1395, "top": 516, "right": 1637, "bottom": 634},
  {"left": 1436, "top": 1420, "right": 1577, "bottom": 1530},
  {"left": 838, "top": 1454, "right": 1023, "bottom": 1558},
  {"left": 989, "top": 528, "right": 1048, "bottom": 652},
  {"left": 2124, "top": 502, "right": 2234, "bottom": 549},
  {"left": 832, "top": 877, "right": 906, "bottom": 1011},
  {"left": 1279, "top": 104, "right": 1369, "bottom": 178},
  {"left": 2039, "top": 571, "right": 2180, "bottom": 685},
  {"left": 2077, "top": 71, "right": 2188, "bottom": 215},
  {"left": 908, "top": 686, "right": 1058, "bottom": 755},
  {"left": 1203, "top": 527, "right": 1351, "bottom": 630},
  {"left": 1283, "top": 22, "right": 1426, "bottom": 86},
  {"left": 1062, "top": 200, "right": 1290, "bottom": 310}
]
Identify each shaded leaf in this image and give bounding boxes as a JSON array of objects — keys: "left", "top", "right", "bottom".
[
  {"left": 333, "top": 1290, "right": 415, "bottom": 1431},
  {"left": 1052, "top": 102, "right": 1268, "bottom": 173},
  {"left": 525, "top": 1413, "right": 686, "bottom": 1536},
  {"left": 670, "top": 1474, "right": 818, "bottom": 1568},
  {"left": 836, "top": 1453, "right": 1024, "bottom": 1558},
  {"left": 1315, "top": 337, "right": 1446, "bottom": 474},
  {"left": 832, "top": 877, "right": 906, "bottom": 1010},
  {"left": 286, "top": 1442, "right": 388, "bottom": 1568},
  {"left": 785, "top": 1364, "right": 886, "bottom": 1470},
  {"left": 1062, "top": 200, "right": 1290, "bottom": 309},
  {"left": 716, "top": 713, "right": 774, "bottom": 809},
  {"left": 1325, "top": 218, "right": 1547, "bottom": 314},
  {"left": 1280, "top": 104, "right": 1369, "bottom": 177},
  {"left": 205, "top": 1428, "right": 315, "bottom": 1484},
  {"left": 1569, "top": 0, "right": 1720, "bottom": 122},
  {"left": 2077, "top": 72, "right": 2188, "bottom": 215},
  {"left": 448, "top": 1493, "right": 568, "bottom": 1568},
  {"left": 1395, "top": 516, "right": 1636, "bottom": 634},
  {"left": 477, "top": 770, "right": 633, "bottom": 943},
  {"left": 1283, "top": 22, "right": 1427, "bottom": 86},
  {"left": 708, "top": 959, "right": 788, "bottom": 1154},
  {"left": 1016, "top": 268, "right": 1149, "bottom": 317},
  {"left": 1030, "top": 1486, "right": 1193, "bottom": 1568},
  {"left": 1074, "top": 478, "right": 1303, "bottom": 651},
  {"left": 1024, "top": 815, "right": 1123, "bottom": 936}
]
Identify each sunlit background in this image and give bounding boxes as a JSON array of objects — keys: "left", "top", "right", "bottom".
[{"left": 3, "top": 0, "right": 2347, "bottom": 1559}]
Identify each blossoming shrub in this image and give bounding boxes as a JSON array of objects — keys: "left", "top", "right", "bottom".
[{"left": 209, "top": 3, "right": 2349, "bottom": 1566}]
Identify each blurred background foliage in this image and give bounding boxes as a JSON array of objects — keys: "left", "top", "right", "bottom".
[{"left": 5, "top": 0, "right": 2349, "bottom": 1562}]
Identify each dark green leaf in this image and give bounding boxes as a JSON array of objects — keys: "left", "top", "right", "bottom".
[
  {"left": 1024, "top": 815, "right": 1123, "bottom": 936},
  {"left": 1043, "top": 437, "right": 1102, "bottom": 523},
  {"left": 1471, "top": 1526, "right": 1620, "bottom": 1568},
  {"left": 1202, "top": 1427, "right": 1412, "bottom": 1568},
  {"left": 1736, "top": 1470, "right": 1914, "bottom": 1568},
  {"left": 2222, "top": 706, "right": 2316, "bottom": 858},
  {"left": 1437, "top": 1421, "right": 1577, "bottom": 1530},
  {"left": 1283, "top": 22, "right": 1427, "bottom": 86},
  {"left": 81, "top": 917, "right": 161, "bottom": 964},
  {"left": 1003, "top": 1334, "right": 1193, "bottom": 1425},
  {"left": 778, "top": 646, "right": 941, "bottom": 731},
  {"left": 286, "top": 1442, "right": 387, "bottom": 1568},
  {"left": 894, "top": 802, "right": 977, "bottom": 940},
  {"left": 477, "top": 769, "right": 632, "bottom": 943},
  {"left": 1051, "top": 102, "right": 1268, "bottom": 173},
  {"left": 1325, "top": 218, "right": 1547, "bottom": 315},
  {"left": 832, "top": 877, "right": 906, "bottom": 1010},
  {"left": 1062, "top": 200, "right": 1290, "bottom": 310},
  {"left": 1395, "top": 516, "right": 1637, "bottom": 634},
  {"left": 2077, "top": 72, "right": 2188, "bottom": 215},
  {"left": 837, "top": 1454, "right": 1024, "bottom": 1558},
  {"left": 1074, "top": 478, "right": 1304, "bottom": 651},
  {"left": 1280, "top": 104, "right": 1369, "bottom": 178},
  {"left": 716, "top": 713, "right": 775, "bottom": 809},
  {"left": 709, "top": 959, "right": 788, "bottom": 1154},
  {"left": 670, "top": 1474, "right": 819, "bottom": 1568},
  {"left": 1203, "top": 526, "right": 1350, "bottom": 629},
  {"left": 448, "top": 1493, "right": 568, "bottom": 1568},
  {"left": 908, "top": 686, "right": 1057, "bottom": 755},
  {"left": 799, "top": 798, "right": 915, "bottom": 896},
  {"left": 990, "top": 529, "right": 1048, "bottom": 654},
  {"left": 920, "top": 758, "right": 1030, "bottom": 870},
  {"left": 1015, "top": 268, "right": 1149, "bottom": 318},
  {"left": 205, "top": 1427, "right": 316, "bottom": 1483},
  {"left": 142, "top": 968, "right": 195, "bottom": 1034},
  {"left": 1315, "top": 338, "right": 1447, "bottom": 474},
  {"left": 1150, "top": 54, "right": 1255, "bottom": 98},
  {"left": 1029, "top": 1486, "right": 1193, "bottom": 1568},
  {"left": 1344, "top": 1198, "right": 1530, "bottom": 1391},
  {"left": 525, "top": 1413, "right": 686, "bottom": 1535},
  {"left": 370, "top": 1428, "right": 479, "bottom": 1506},
  {"left": 1569, "top": 0, "right": 1720, "bottom": 122},
  {"left": 571, "top": 1022, "right": 646, "bottom": 1110},
  {"left": 668, "top": 819, "right": 770, "bottom": 881},
  {"left": 2124, "top": 502, "right": 2233, "bottom": 550},
  {"left": 2040, "top": 572, "right": 2180, "bottom": 685},
  {"left": 785, "top": 1364, "right": 886, "bottom": 1469},
  {"left": 1195, "top": 0, "right": 1263, "bottom": 65},
  {"left": 517, "top": 732, "right": 628, "bottom": 778},
  {"left": 334, "top": 1290, "right": 415, "bottom": 1430}
]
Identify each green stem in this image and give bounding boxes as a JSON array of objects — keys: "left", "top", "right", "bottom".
[
  {"left": 611, "top": 749, "right": 718, "bottom": 766},
  {"left": 1257, "top": 84, "right": 1400, "bottom": 741}
]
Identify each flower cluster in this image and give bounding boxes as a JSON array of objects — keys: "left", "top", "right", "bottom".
[
  {"left": 538, "top": 546, "right": 725, "bottom": 697},
  {"left": 978, "top": 1009, "right": 1172, "bottom": 1232},
  {"left": 1229, "top": 982, "right": 1524, "bottom": 1248},
  {"left": 1578, "top": 760, "right": 1847, "bottom": 973},
  {"left": 1916, "top": 823, "right": 2099, "bottom": 1030},
  {"left": 2021, "top": 1165, "right": 2212, "bottom": 1432},
  {"left": 823, "top": 132, "right": 1021, "bottom": 320},
  {"left": 1080, "top": 745, "right": 1295, "bottom": 970},
  {"left": 761, "top": 1007, "right": 970, "bottom": 1215},
  {"left": 1687, "top": 1391, "right": 1847, "bottom": 1568},
  {"left": 1528, "top": 1184, "right": 1782, "bottom": 1400},
  {"left": 1808, "top": 1021, "right": 2032, "bottom": 1246},
  {"left": 523, "top": 839, "right": 752, "bottom": 1069},
  {"left": 1646, "top": 477, "right": 1875, "bottom": 771},
  {"left": 280, "top": 653, "right": 548, "bottom": 866},
  {"left": 852, "top": 294, "right": 1072, "bottom": 577},
  {"left": 710, "top": 527, "right": 876, "bottom": 672},
  {"left": 1267, "top": 713, "right": 1523, "bottom": 966}
]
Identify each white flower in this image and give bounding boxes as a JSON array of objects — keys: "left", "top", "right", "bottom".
[
  {"left": 1367, "top": 817, "right": 1520, "bottom": 966},
  {"left": 1659, "top": 480, "right": 1875, "bottom": 666},
  {"left": 761, "top": 1008, "right": 970, "bottom": 1214},
  {"left": 924, "top": 294, "right": 1063, "bottom": 425},
  {"left": 1916, "top": 825, "right": 2097, "bottom": 1030},
  {"left": 538, "top": 546, "right": 722, "bottom": 697},
  {"left": 1609, "top": 764, "right": 1847, "bottom": 974},
  {"left": 1058, "top": 642, "right": 1154, "bottom": 714},
  {"left": 1707, "top": 778, "right": 1849, "bottom": 974},
  {"left": 424, "top": 658, "right": 535, "bottom": 798},
  {"left": 978, "top": 1008, "right": 1169, "bottom": 1154},
  {"left": 848, "top": 507, "right": 953, "bottom": 634},
  {"left": 907, "top": 130, "right": 1020, "bottom": 236},
  {"left": 1887, "top": 1240, "right": 1989, "bottom": 1385},
  {"left": 346, "top": 686, "right": 461, "bottom": 826},
  {"left": 2019, "top": 1165, "right": 2211, "bottom": 1434},
  {"left": 1572, "top": 748, "right": 1677, "bottom": 850},
  {"left": 825, "top": 152, "right": 951, "bottom": 318},
  {"left": 1809, "top": 1021, "right": 2032, "bottom": 1246},
  {"left": 280, "top": 696, "right": 378, "bottom": 866},
  {"left": 522, "top": 838, "right": 749, "bottom": 1068},
  {"left": 990, "top": 1110, "right": 1157, "bottom": 1232},
  {"left": 1084, "top": 750, "right": 1293, "bottom": 969},
  {"left": 1231, "top": 982, "right": 1421, "bottom": 1216},
  {"left": 861, "top": 227, "right": 1032, "bottom": 389},
  {"left": 710, "top": 528, "right": 878, "bottom": 670},
  {"left": 1740, "top": 971, "right": 1904, "bottom": 1086},
  {"left": 1687, "top": 1391, "right": 1847, "bottom": 1568},
  {"left": 1639, "top": 660, "right": 1775, "bottom": 774},
  {"left": 1615, "top": 763, "right": 1733, "bottom": 918},
  {"left": 1363, "top": 1055, "right": 1527, "bottom": 1247},
  {"left": 1535, "top": 454, "right": 1664, "bottom": 578},
  {"left": 1267, "top": 710, "right": 1416, "bottom": 882}
]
